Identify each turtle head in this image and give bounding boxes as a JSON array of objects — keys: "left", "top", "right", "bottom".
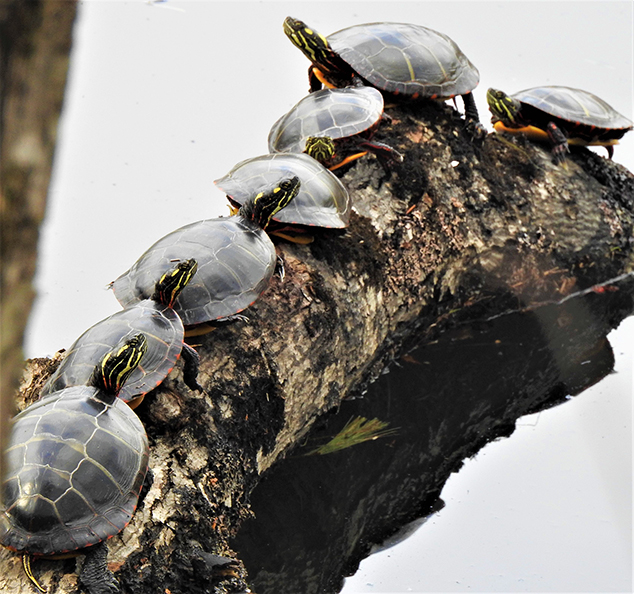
[
  {"left": 486, "top": 88, "right": 523, "bottom": 126},
  {"left": 283, "top": 17, "right": 333, "bottom": 65},
  {"left": 152, "top": 258, "right": 198, "bottom": 307},
  {"left": 239, "top": 176, "right": 301, "bottom": 229},
  {"left": 305, "top": 136, "right": 336, "bottom": 165},
  {"left": 92, "top": 333, "right": 147, "bottom": 400}
]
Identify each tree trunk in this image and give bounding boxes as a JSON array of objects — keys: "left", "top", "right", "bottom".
[
  {"left": 0, "top": 0, "right": 77, "bottom": 480},
  {"left": 1, "top": 97, "right": 633, "bottom": 593}
]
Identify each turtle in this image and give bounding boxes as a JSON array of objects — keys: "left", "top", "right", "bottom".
[
  {"left": 41, "top": 259, "right": 203, "bottom": 407},
  {"left": 110, "top": 176, "right": 300, "bottom": 334},
  {"left": 487, "top": 85, "right": 633, "bottom": 163},
  {"left": 0, "top": 333, "right": 149, "bottom": 594},
  {"left": 214, "top": 153, "right": 351, "bottom": 243},
  {"left": 267, "top": 86, "right": 402, "bottom": 170},
  {"left": 283, "top": 17, "right": 482, "bottom": 130}
]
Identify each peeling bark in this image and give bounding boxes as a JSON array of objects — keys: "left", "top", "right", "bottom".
[{"left": 1, "top": 97, "right": 633, "bottom": 593}]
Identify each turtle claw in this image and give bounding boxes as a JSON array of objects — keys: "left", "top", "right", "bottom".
[
  {"left": 80, "top": 542, "right": 120, "bottom": 594},
  {"left": 465, "top": 119, "right": 487, "bottom": 142},
  {"left": 547, "top": 122, "right": 570, "bottom": 164},
  {"left": 276, "top": 255, "right": 285, "bottom": 280}
]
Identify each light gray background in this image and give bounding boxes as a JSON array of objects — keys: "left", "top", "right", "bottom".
[{"left": 24, "top": 1, "right": 632, "bottom": 592}]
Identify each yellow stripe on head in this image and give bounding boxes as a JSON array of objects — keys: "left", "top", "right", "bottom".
[
  {"left": 154, "top": 258, "right": 198, "bottom": 307},
  {"left": 97, "top": 333, "right": 147, "bottom": 396}
]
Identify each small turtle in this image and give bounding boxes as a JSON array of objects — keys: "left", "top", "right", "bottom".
[
  {"left": 214, "top": 153, "right": 350, "bottom": 242},
  {"left": 41, "top": 259, "right": 202, "bottom": 407},
  {"left": 110, "top": 176, "right": 300, "bottom": 333},
  {"left": 1, "top": 334, "right": 149, "bottom": 594},
  {"left": 487, "top": 86, "right": 633, "bottom": 163},
  {"left": 268, "top": 86, "right": 402, "bottom": 170},
  {"left": 283, "top": 17, "right": 482, "bottom": 129}
]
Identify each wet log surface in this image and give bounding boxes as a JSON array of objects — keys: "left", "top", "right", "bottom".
[{"left": 2, "top": 98, "right": 633, "bottom": 594}]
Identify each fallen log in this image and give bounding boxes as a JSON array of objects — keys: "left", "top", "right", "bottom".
[{"left": 2, "top": 97, "right": 633, "bottom": 594}]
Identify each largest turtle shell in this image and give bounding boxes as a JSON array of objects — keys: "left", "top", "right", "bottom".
[
  {"left": 215, "top": 153, "right": 350, "bottom": 229},
  {"left": 328, "top": 22, "right": 479, "bottom": 99},
  {"left": 111, "top": 216, "right": 277, "bottom": 326},
  {"left": 0, "top": 386, "right": 149, "bottom": 556}
]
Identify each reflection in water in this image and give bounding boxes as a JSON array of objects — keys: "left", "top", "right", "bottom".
[{"left": 232, "top": 275, "right": 633, "bottom": 594}]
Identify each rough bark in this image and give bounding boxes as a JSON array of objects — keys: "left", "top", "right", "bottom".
[
  {"left": 1, "top": 96, "right": 633, "bottom": 594},
  {"left": 0, "top": 0, "right": 77, "bottom": 479}
]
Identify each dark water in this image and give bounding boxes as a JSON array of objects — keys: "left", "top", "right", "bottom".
[{"left": 232, "top": 274, "right": 633, "bottom": 594}]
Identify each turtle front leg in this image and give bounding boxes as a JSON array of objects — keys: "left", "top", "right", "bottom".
[
  {"left": 461, "top": 93, "right": 487, "bottom": 140},
  {"left": 181, "top": 343, "right": 204, "bottom": 392},
  {"left": 358, "top": 140, "right": 404, "bottom": 174},
  {"left": 546, "top": 122, "right": 570, "bottom": 164},
  {"left": 80, "top": 542, "right": 119, "bottom": 594}
]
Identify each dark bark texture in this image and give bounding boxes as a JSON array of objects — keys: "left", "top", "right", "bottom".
[
  {"left": 1, "top": 95, "right": 633, "bottom": 593},
  {"left": 0, "top": 0, "right": 77, "bottom": 478}
]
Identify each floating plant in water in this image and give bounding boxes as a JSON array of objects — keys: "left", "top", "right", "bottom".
[{"left": 307, "top": 416, "right": 397, "bottom": 456}]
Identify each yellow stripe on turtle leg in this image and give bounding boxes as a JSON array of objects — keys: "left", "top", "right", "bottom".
[{"left": 22, "top": 554, "right": 47, "bottom": 594}]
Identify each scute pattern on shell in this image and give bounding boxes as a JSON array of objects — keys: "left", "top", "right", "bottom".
[
  {"left": 512, "top": 86, "right": 634, "bottom": 130},
  {"left": 40, "top": 301, "right": 185, "bottom": 403},
  {"left": 268, "top": 87, "right": 384, "bottom": 154},
  {"left": 329, "top": 22, "right": 479, "bottom": 98},
  {"left": 215, "top": 153, "right": 351, "bottom": 228},
  {"left": 111, "top": 217, "right": 277, "bottom": 326},
  {"left": 0, "top": 386, "right": 149, "bottom": 556}
]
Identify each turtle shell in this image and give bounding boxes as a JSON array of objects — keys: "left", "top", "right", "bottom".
[
  {"left": 328, "top": 22, "right": 479, "bottom": 99},
  {"left": 268, "top": 86, "right": 384, "bottom": 154},
  {"left": 111, "top": 216, "right": 276, "bottom": 326},
  {"left": 40, "top": 301, "right": 185, "bottom": 403},
  {"left": 215, "top": 153, "right": 350, "bottom": 229},
  {"left": 0, "top": 386, "right": 149, "bottom": 556},
  {"left": 512, "top": 86, "right": 633, "bottom": 137}
]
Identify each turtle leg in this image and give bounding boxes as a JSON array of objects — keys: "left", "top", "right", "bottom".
[
  {"left": 22, "top": 554, "right": 47, "bottom": 593},
  {"left": 181, "top": 343, "right": 204, "bottom": 392},
  {"left": 461, "top": 93, "right": 487, "bottom": 140},
  {"left": 605, "top": 145, "right": 614, "bottom": 159},
  {"left": 546, "top": 122, "right": 570, "bottom": 164},
  {"left": 79, "top": 542, "right": 119, "bottom": 594},
  {"left": 358, "top": 140, "right": 404, "bottom": 174}
]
